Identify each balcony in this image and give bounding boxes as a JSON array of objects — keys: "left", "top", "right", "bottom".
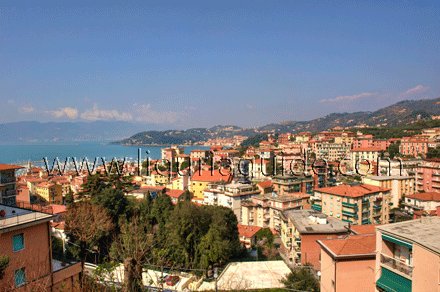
[
  {"left": 373, "top": 205, "right": 382, "bottom": 210},
  {"left": 362, "top": 218, "right": 371, "bottom": 224},
  {"left": 342, "top": 218, "right": 353, "bottom": 223},
  {"left": 342, "top": 210, "right": 356, "bottom": 217},
  {"left": 380, "top": 253, "right": 413, "bottom": 278},
  {"left": 311, "top": 203, "right": 322, "bottom": 211},
  {"left": 0, "top": 178, "right": 16, "bottom": 184},
  {"left": 342, "top": 202, "right": 358, "bottom": 208}
]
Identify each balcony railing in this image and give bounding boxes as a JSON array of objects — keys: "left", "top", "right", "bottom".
[
  {"left": 342, "top": 210, "right": 356, "bottom": 217},
  {"left": 342, "top": 202, "right": 358, "bottom": 208},
  {"left": 380, "top": 253, "right": 413, "bottom": 277},
  {"left": 311, "top": 203, "right": 322, "bottom": 211},
  {"left": 0, "top": 178, "right": 16, "bottom": 184}
]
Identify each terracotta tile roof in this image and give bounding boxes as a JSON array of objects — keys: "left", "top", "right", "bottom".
[
  {"left": 350, "top": 147, "right": 382, "bottom": 152},
  {"left": 26, "top": 177, "right": 48, "bottom": 183},
  {"left": 406, "top": 192, "right": 440, "bottom": 201},
  {"left": 350, "top": 224, "right": 380, "bottom": 235},
  {"left": 315, "top": 184, "right": 390, "bottom": 198},
  {"left": 319, "top": 234, "right": 376, "bottom": 256},
  {"left": 237, "top": 224, "right": 261, "bottom": 238},
  {"left": 0, "top": 164, "right": 24, "bottom": 171},
  {"left": 191, "top": 169, "right": 232, "bottom": 183},
  {"left": 37, "top": 182, "right": 55, "bottom": 188},
  {"left": 166, "top": 189, "right": 185, "bottom": 198},
  {"left": 257, "top": 180, "right": 273, "bottom": 189}
]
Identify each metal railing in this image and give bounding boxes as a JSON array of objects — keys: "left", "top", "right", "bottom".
[{"left": 380, "top": 253, "right": 413, "bottom": 277}]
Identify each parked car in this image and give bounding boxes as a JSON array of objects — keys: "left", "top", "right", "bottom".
[{"left": 166, "top": 276, "right": 180, "bottom": 286}]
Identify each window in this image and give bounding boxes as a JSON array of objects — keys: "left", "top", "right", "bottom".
[
  {"left": 330, "top": 211, "right": 333, "bottom": 216},
  {"left": 13, "top": 234, "right": 24, "bottom": 252},
  {"left": 330, "top": 195, "right": 333, "bottom": 199},
  {"left": 337, "top": 205, "right": 340, "bottom": 209},
  {"left": 337, "top": 213, "right": 340, "bottom": 218},
  {"left": 15, "top": 268, "right": 26, "bottom": 287},
  {"left": 337, "top": 197, "right": 340, "bottom": 202},
  {"left": 330, "top": 203, "right": 333, "bottom": 208}
]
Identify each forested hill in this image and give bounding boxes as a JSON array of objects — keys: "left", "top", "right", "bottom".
[{"left": 113, "top": 97, "right": 440, "bottom": 145}]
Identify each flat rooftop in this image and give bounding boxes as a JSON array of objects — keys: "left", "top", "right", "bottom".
[
  {"left": 377, "top": 217, "right": 440, "bottom": 254},
  {"left": 215, "top": 261, "right": 291, "bottom": 290},
  {"left": 365, "top": 175, "right": 414, "bottom": 181},
  {"left": 0, "top": 204, "right": 54, "bottom": 232},
  {"left": 283, "top": 209, "right": 348, "bottom": 234}
]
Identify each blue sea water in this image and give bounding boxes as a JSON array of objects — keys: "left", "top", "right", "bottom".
[{"left": 0, "top": 143, "right": 209, "bottom": 165}]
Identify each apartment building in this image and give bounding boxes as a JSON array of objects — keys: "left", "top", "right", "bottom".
[
  {"left": 0, "top": 204, "right": 81, "bottom": 291},
  {"left": 403, "top": 192, "right": 440, "bottom": 215},
  {"left": 0, "top": 164, "right": 23, "bottom": 205},
  {"left": 415, "top": 159, "right": 440, "bottom": 193},
  {"left": 317, "top": 225, "right": 377, "bottom": 292},
  {"left": 350, "top": 147, "right": 382, "bottom": 170},
  {"left": 203, "top": 182, "right": 260, "bottom": 220},
  {"left": 161, "top": 146, "right": 184, "bottom": 162},
  {"left": 190, "top": 169, "right": 233, "bottom": 199},
  {"left": 311, "top": 142, "right": 351, "bottom": 161},
  {"left": 313, "top": 184, "right": 392, "bottom": 225},
  {"left": 362, "top": 176, "right": 416, "bottom": 209},
  {"left": 241, "top": 192, "right": 310, "bottom": 229},
  {"left": 272, "top": 174, "right": 314, "bottom": 195},
  {"left": 399, "top": 137, "right": 428, "bottom": 157},
  {"left": 190, "top": 149, "right": 209, "bottom": 160},
  {"left": 375, "top": 216, "right": 440, "bottom": 292},
  {"left": 279, "top": 209, "right": 348, "bottom": 268},
  {"left": 35, "top": 182, "right": 63, "bottom": 204}
]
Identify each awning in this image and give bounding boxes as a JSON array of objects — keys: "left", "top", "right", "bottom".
[
  {"left": 376, "top": 268, "right": 412, "bottom": 292},
  {"left": 382, "top": 234, "right": 412, "bottom": 249}
]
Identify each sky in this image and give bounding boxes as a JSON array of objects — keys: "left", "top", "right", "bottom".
[{"left": 1, "top": 0, "right": 439, "bottom": 129}]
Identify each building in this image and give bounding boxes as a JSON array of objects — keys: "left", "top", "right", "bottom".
[
  {"left": 317, "top": 225, "right": 377, "bottom": 292},
  {"left": 399, "top": 137, "right": 428, "bottom": 157},
  {"left": 403, "top": 192, "right": 440, "bottom": 215},
  {"left": 362, "top": 176, "right": 415, "bottom": 209},
  {"left": 0, "top": 164, "right": 24, "bottom": 205},
  {"left": 256, "top": 180, "right": 273, "bottom": 194},
  {"left": 279, "top": 209, "right": 348, "bottom": 268},
  {"left": 350, "top": 147, "right": 382, "bottom": 170},
  {"left": 375, "top": 216, "right": 440, "bottom": 292},
  {"left": 241, "top": 193, "right": 311, "bottom": 230},
  {"left": 166, "top": 189, "right": 185, "bottom": 204},
  {"left": 0, "top": 204, "right": 81, "bottom": 291},
  {"left": 35, "top": 182, "right": 63, "bottom": 204},
  {"left": 237, "top": 224, "right": 262, "bottom": 249},
  {"left": 161, "top": 146, "right": 184, "bottom": 162},
  {"left": 203, "top": 182, "right": 260, "bottom": 220},
  {"left": 190, "top": 169, "right": 233, "bottom": 199},
  {"left": 272, "top": 174, "right": 314, "bottom": 195},
  {"left": 415, "top": 159, "right": 440, "bottom": 193},
  {"left": 312, "top": 142, "right": 351, "bottom": 161},
  {"left": 190, "top": 149, "right": 209, "bottom": 160},
  {"left": 313, "top": 184, "right": 392, "bottom": 225}
]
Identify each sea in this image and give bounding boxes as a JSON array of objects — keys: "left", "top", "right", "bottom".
[{"left": 0, "top": 143, "right": 209, "bottom": 167}]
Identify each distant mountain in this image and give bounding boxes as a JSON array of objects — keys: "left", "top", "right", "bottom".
[
  {"left": 113, "top": 97, "right": 440, "bottom": 145},
  {"left": 0, "top": 121, "right": 162, "bottom": 144},
  {"left": 258, "top": 97, "right": 440, "bottom": 133}
]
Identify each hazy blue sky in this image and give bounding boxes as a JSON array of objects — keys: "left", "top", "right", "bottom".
[{"left": 1, "top": 0, "right": 439, "bottom": 128}]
